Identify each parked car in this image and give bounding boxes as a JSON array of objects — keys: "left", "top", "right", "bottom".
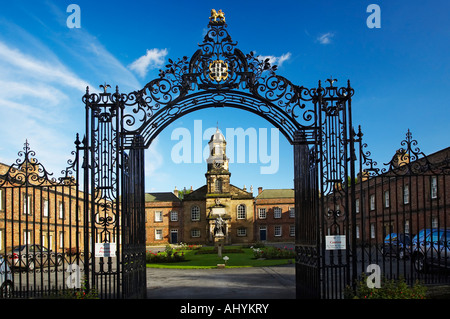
[
  {"left": 6, "top": 244, "right": 63, "bottom": 271},
  {"left": 381, "top": 233, "right": 412, "bottom": 259},
  {"left": 412, "top": 228, "right": 450, "bottom": 273},
  {"left": 0, "top": 256, "right": 13, "bottom": 298},
  {"left": 412, "top": 229, "right": 433, "bottom": 246}
]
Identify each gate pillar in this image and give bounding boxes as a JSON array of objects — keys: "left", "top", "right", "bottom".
[
  {"left": 294, "top": 130, "right": 320, "bottom": 299},
  {"left": 121, "top": 135, "right": 147, "bottom": 299}
]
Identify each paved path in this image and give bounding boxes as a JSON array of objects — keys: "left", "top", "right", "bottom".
[{"left": 146, "top": 264, "right": 295, "bottom": 299}]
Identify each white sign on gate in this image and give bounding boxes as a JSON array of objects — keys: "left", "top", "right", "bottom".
[
  {"left": 325, "top": 235, "right": 346, "bottom": 250},
  {"left": 95, "top": 243, "right": 116, "bottom": 257}
]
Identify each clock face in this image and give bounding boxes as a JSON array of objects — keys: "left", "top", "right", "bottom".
[{"left": 214, "top": 161, "right": 222, "bottom": 168}]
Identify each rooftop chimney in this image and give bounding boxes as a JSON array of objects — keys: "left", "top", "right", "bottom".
[{"left": 258, "top": 187, "right": 263, "bottom": 194}]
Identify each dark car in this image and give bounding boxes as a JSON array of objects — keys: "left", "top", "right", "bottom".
[
  {"left": 6, "top": 244, "right": 63, "bottom": 271},
  {"left": 381, "top": 233, "right": 412, "bottom": 259},
  {"left": 412, "top": 228, "right": 450, "bottom": 273}
]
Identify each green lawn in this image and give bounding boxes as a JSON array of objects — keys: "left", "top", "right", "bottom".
[{"left": 146, "top": 246, "right": 294, "bottom": 269}]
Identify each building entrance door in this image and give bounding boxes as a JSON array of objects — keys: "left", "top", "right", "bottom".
[
  {"left": 171, "top": 230, "right": 178, "bottom": 244},
  {"left": 260, "top": 227, "right": 267, "bottom": 241}
]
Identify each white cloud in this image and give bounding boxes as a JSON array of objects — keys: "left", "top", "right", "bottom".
[
  {"left": 257, "top": 52, "right": 292, "bottom": 67},
  {"left": 317, "top": 32, "right": 334, "bottom": 44},
  {"left": 0, "top": 4, "right": 144, "bottom": 178},
  {"left": 145, "top": 136, "right": 171, "bottom": 191},
  {"left": 129, "top": 48, "right": 169, "bottom": 78},
  {"left": 0, "top": 41, "right": 89, "bottom": 91},
  {"left": 0, "top": 38, "right": 91, "bottom": 169}
]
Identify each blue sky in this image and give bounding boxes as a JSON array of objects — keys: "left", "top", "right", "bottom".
[{"left": 0, "top": 1, "right": 449, "bottom": 194}]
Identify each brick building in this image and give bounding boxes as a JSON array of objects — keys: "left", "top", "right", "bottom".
[
  {"left": 0, "top": 154, "right": 113, "bottom": 256},
  {"left": 254, "top": 188, "right": 295, "bottom": 242},
  {"left": 144, "top": 128, "right": 296, "bottom": 245},
  {"left": 326, "top": 146, "right": 450, "bottom": 244}
]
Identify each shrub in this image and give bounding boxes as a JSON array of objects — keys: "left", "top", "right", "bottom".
[
  {"left": 345, "top": 274, "right": 427, "bottom": 299},
  {"left": 252, "top": 246, "right": 295, "bottom": 259},
  {"left": 146, "top": 250, "right": 186, "bottom": 263},
  {"left": 174, "top": 242, "right": 202, "bottom": 250},
  {"left": 194, "top": 248, "right": 244, "bottom": 255}
]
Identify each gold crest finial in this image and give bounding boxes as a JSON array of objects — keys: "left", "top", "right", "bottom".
[{"left": 209, "top": 9, "right": 225, "bottom": 24}]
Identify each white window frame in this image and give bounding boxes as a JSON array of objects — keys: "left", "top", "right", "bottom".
[
  {"left": 289, "top": 225, "right": 295, "bottom": 237},
  {"left": 43, "top": 199, "right": 49, "bottom": 217},
  {"left": 59, "top": 231, "right": 65, "bottom": 249},
  {"left": 237, "top": 204, "right": 246, "bottom": 219},
  {"left": 384, "top": 190, "right": 389, "bottom": 208},
  {"left": 23, "top": 194, "right": 32, "bottom": 215},
  {"left": 403, "top": 185, "right": 409, "bottom": 204},
  {"left": 274, "top": 207, "right": 282, "bottom": 219},
  {"left": 170, "top": 210, "right": 178, "bottom": 221},
  {"left": 432, "top": 217, "right": 438, "bottom": 228},
  {"left": 0, "top": 189, "right": 4, "bottom": 211},
  {"left": 191, "top": 229, "right": 200, "bottom": 238},
  {"left": 289, "top": 207, "right": 295, "bottom": 218},
  {"left": 431, "top": 176, "right": 438, "bottom": 199},
  {"left": 370, "top": 194, "right": 375, "bottom": 211},
  {"left": 59, "top": 201, "right": 64, "bottom": 219},
  {"left": 356, "top": 198, "right": 360, "bottom": 214},
  {"left": 237, "top": 228, "right": 247, "bottom": 237},
  {"left": 191, "top": 206, "right": 200, "bottom": 221},
  {"left": 274, "top": 225, "right": 282, "bottom": 237},
  {"left": 155, "top": 229, "right": 163, "bottom": 240},
  {"left": 154, "top": 211, "right": 163, "bottom": 222},
  {"left": 258, "top": 208, "right": 266, "bottom": 219},
  {"left": 23, "top": 230, "right": 32, "bottom": 245}
]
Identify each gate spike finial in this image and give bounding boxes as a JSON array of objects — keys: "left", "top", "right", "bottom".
[{"left": 100, "top": 82, "right": 111, "bottom": 94}]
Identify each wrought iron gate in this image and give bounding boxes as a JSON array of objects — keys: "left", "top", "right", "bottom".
[
  {"left": 78, "top": 13, "right": 358, "bottom": 299},
  {"left": 81, "top": 86, "right": 147, "bottom": 298}
]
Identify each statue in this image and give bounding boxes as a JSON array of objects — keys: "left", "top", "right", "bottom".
[
  {"left": 214, "top": 216, "right": 226, "bottom": 237},
  {"left": 209, "top": 9, "right": 226, "bottom": 24}
]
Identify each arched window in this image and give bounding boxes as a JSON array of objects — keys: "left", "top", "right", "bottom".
[
  {"left": 191, "top": 206, "right": 200, "bottom": 221},
  {"left": 215, "top": 179, "right": 223, "bottom": 193},
  {"left": 237, "top": 204, "right": 246, "bottom": 219}
]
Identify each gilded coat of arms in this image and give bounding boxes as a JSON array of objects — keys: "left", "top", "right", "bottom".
[{"left": 208, "top": 60, "right": 229, "bottom": 82}]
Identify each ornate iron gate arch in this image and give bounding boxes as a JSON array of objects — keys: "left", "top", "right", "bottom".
[{"left": 80, "top": 12, "right": 355, "bottom": 299}]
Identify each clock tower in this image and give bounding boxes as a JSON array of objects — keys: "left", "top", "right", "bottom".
[{"left": 205, "top": 127, "right": 231, "bottom": 194}]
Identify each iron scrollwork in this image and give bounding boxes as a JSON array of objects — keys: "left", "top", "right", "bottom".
[
  {"left": 113, "top": 15, "right": 352, "bottom": 148},
  {"left": 0, "top": 140, "right": 74, "bottom": 187}
]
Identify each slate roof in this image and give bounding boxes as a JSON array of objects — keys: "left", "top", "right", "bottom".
[
  {"left": 256, "top": 189, "right": 294, "bottom": 199},
  {"left": 145, "top": 192, "right": 181, "bottom": 202},
  {"left": 182, "top": 184, "right": 253, "bottom": 201}
]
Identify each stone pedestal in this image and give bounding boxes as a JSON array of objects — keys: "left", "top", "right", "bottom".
[{"left": 215, "top": 237, "right": 224, "bottom": 258}]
